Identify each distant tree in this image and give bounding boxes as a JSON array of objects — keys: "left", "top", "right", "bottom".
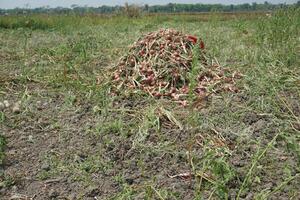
[
  {"left": 252, "top": 2, "right": 257, "bottom": 10},
  {"left": 144, "top": 4, "right": 149, "bottom": 12},
  {"left": 124, "top": 3, "right": 141, "bottom": 18},
  {"left": 0, "top": 2, "right": 298, "bottom": 16}
]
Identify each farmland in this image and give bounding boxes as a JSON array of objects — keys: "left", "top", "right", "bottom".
[{"left": 0, "top": 9, "right": 300, "bottom": 199}]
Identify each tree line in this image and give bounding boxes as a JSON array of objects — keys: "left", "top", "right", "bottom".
[{"left": 1, "top": 1, "right": 299, "bottom": 15}]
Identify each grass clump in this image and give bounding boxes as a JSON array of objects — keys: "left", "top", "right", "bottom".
[{"left": 0, "top": 135, "right": 6, "bottom": 165}]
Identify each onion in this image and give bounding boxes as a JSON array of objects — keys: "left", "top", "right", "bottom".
[
  {"left": 161, "top": 81, "right": 167, "bottom": 87},
  {"left": 171, "top": 93, "right": 179, "bottom": 100},
  {"left": 170, "top": 87, "right": 176, "bottom": 93},
  {"left": 180, "top": 100, "right": 188, "bottom": 107},
  {"left": 153, "top": 92, "right": 162, "bottom": 98},
  {"left": 224, "top": 77, "right": 232, "bottom": 83},
  {"left": 113, "top": 73, "right": 120, "bottom": 81},
  {"left": 181, "top": 86, "right": 189, "bottom": 93},
  {"left": 150, "top": 50, "right": 155, "bottom": 55},
  {"left": 147, "top": 69, "right": 153, "bottom": 75}
]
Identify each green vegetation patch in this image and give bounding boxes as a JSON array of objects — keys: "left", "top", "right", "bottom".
[{"left": 0, "top": 135, "right": 6, "bottom": 165}]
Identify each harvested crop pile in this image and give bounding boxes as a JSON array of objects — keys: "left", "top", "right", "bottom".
[{"left": 112, "top": 28, "right": 241, "bottom": 105}]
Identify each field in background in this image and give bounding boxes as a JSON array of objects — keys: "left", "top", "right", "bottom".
[
  {"left": 0, "top": 11, "right": 268, "bottom": 30},
  {"left": 0, "top": 9, "right": 299, "bottom": 199}
]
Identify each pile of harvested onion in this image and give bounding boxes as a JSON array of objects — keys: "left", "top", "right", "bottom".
[{"left": 112, "top": 28, "right": 241, "bottom": 105}]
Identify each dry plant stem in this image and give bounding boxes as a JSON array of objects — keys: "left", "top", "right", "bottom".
[{"left": 151, "top": 186, "right": 165, "bottom": 200}]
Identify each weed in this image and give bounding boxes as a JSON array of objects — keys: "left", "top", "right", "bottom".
[
  {"left": 0, "top": 112, "right": 5, "bottom": 123},
  {"left": 0, "top": 135, "right": 6, "bottom": 165},
  {"left": 236, "top": 132, "right": 281, "bottom": 199}
]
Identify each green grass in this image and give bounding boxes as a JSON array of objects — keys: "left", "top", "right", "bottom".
[
  {"left": 0, "top": 8, "right": 299, "bottom": 199},
  {"left": 0, "top": 134, "right": 5, "bottom": 165}
]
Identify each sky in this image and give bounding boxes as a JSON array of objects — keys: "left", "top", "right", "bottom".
[{"left": 0, "top": 0, "right": 297, "bottom": 9}]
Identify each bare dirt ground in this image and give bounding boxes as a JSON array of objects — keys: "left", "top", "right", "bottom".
[{"left": 1, "top": 80, "right": 299, "bottom": 199}]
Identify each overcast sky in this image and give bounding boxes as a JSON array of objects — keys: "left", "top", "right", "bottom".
[{"left": 0, "top": 0, "right": 297, "bottom": 9}]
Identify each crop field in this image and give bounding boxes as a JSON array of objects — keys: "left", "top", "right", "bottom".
[{"left": 0, "top": 9, "right": 300, "bottom": 199}]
